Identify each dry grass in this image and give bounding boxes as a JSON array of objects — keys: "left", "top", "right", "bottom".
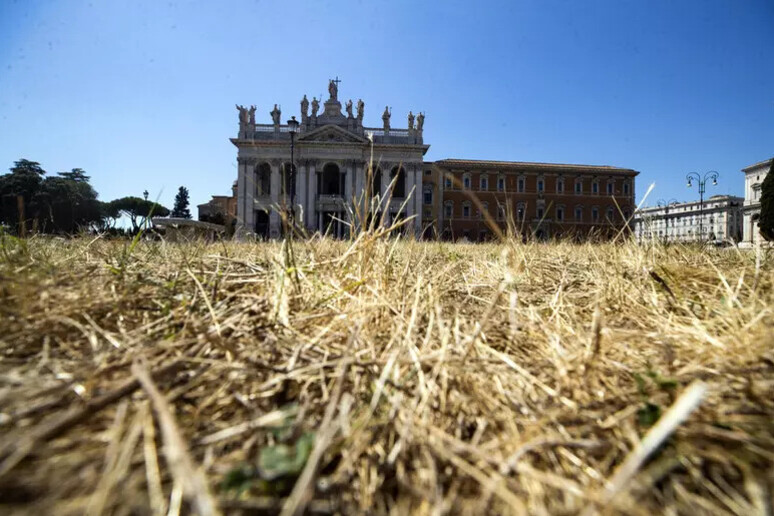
[{"left": 0, "top": 233, "right": 773, "bottom": 515}]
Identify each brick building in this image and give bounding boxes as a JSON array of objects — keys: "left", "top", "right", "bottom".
[{"left": 424, "top": 159, "right": 638, "bottom": 241}]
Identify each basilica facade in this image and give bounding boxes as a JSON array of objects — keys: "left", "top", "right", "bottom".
[{"left": 232, "top": 80, "right": 428, "bottom": 238}]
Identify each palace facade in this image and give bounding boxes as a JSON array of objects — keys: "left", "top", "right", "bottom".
[
  {"left": 231, "top": 80, "right": 638, "bottom": 240},
  {"left": 741, "top": 157, "right": 772, "bottom": 246},
  {"left": 633, "top": 195, "right": 744, "bottom": 244}
]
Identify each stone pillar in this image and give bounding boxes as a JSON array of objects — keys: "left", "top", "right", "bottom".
[
  {"left": 345, "top": 161, "right": 353, "bottom": 204},
  {"left": 406, "top": 168, "right": 415, "bottom": 219},
  {"left": 270, "top": 161, "right": 281, "bottom": 237},
  {"left": 414, "top": 164, "right": 423, "bottom": 237},
  {"left": 380, "top": 163, "right": 392, "bottom": 225},
  {"left": 296, "top": 163, "right": 307, "bottom": 227},
  {"left": 244, "top": 162, "right": 256, "bottom": 232},
  {"left": 307, "top": 162, "right": 317, "bottom": 231},
  {"left": 236, "top": 158, "right": 247, "bottom": 237}
]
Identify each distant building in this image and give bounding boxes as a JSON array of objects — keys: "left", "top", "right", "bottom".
[
  {"left": 741, "top": 157, "right": 773, "bottom": 246},
  {"left": 229, "top": 79, "right": 638, "bottom": 241},
  {"left": 428, "top": 159, "right": 637, "bottom": 241},
  {"left": 197, "top": 181, "right": 237, "bottom": 226},
  {"left": 633, "top": 195, "right": 743, "bottom": 244}
]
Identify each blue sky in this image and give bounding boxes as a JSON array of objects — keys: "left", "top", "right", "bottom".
[{"left": 1, "top": 0, "right": 772, "bottom": 210}]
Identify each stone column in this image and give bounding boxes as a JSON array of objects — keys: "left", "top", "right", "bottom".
[
  {"left": 414, "top": 164, "right": 422, "bottom": 237},
  {"left": 236, "top": 158, "right": 247, "bottom": 237},
  {"left": 406, "top": 168, "right": 415, "bottom": 219},
  {"left": 307, "top": 162, "right": 317, "bottom": 231},
  {"left": 296, "top": 162, "right": 307, "bottom": 227},
  {"left": 380, "top": 162, "right": 391, "bottom": 226},
  {"left": 243, "top": 161, "right": 256, "bottom": 232},
  {"left": 269, "top": 161, "right": 281, "bottom": 237},
  {"left": 345, "top": 161, "right": 353, "bottom": 204}
]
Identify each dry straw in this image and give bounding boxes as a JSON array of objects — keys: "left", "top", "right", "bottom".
[{"left": 0, "top": 203, "right": 773, "bottom": 514}]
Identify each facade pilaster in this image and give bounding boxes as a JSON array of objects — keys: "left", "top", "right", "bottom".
[
  {"left": 236, "top": 158, "right": 247, "bottom": 237},
  {"left": 297, "top": 163, "right": 308, "bottom": 227},
  {"left": 307, "top": 161, "right": 317, "bottom": 231},
  {"left": 269, "top": 160, "right": 281, "bottom": 237}
]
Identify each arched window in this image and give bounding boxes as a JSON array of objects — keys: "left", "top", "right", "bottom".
[
  {"left": 556, "top": 205, "right": 565, "bottom": 222},
  {"left": 592, "top": 179, "right": 599, "bottom": 195},
  {"left": 423, "top": 185, "right": 432, "bottom": 205},
  {"left": 255, "top": 163, "right": 271, "bottom": 196},
  {"left": 517, "top": 176, "right": 525, "bottom": 193},
  {"left": 557, "top": 177, "right": 565, "bottom": 194},
  {"left": 623, "top": 181, "right": 630, "bottom": 196},
  {"left": 497, "top": 175, "right": 506, "bottom": 192},
  {"left": 516, "top": 202, "right": 525, "bottom": 220},
  {"left": 391, "top": 166, "right": 406, "bottom": 197},
  {"left": 592, "top": 206, "right": 600, "bottom": 222},
  {"left": 371, "top": 167, "right": 382, "bottom": 198},
  {"left": 462, "top": 172, "right": 472, "bottom": 190},
  {"left": 575, "top": 178, "right": 583, "bottom": 194},
  {"left": 321, "top": 163, "right": 342, "bottom": 195},
  {"left": 480, "top": 174, "right": 488, "bottom": 191},
  {"left": 479, "top": 201, "right": 488, "bottom": 219},
  {"left": 444, "top": 201, "right": 453, "bottom": 219},
  {"left": 606, "top": 207, "right": 615, "bottom": 222},
  {"left": 462, "top": 201, "right": 471, "bottom": 219},
  {"left": 575, "top": 205, "right": 583, "bottom": 221},
  {"left": 606, "top": 180, "right": 614, "bottom": 195},
  {"left": 537, "top": 177, "right": 545, "bottom": 193}
]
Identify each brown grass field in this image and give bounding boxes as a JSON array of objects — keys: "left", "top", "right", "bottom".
[{"left": 0, "top": 233, "right": 773, "bottom": 515}]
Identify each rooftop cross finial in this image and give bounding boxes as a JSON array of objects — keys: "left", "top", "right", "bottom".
[{"left": 333, "top": 76, "right": 341, "bottom": 88}]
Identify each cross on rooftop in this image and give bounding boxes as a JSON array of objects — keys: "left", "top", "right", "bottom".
[{"left": 332, "top": 76, "right": 341, "bottom": 87}]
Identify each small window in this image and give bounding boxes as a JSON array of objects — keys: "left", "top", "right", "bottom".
[
  {"left": 480, "top": 174, "right": 488, "bottom": 191},
  {"left": 498, "top": 204, "right": 506, "bottom": 221},
  {"left": 592, "top": 207, "right": 599, "bottom": 221},
  {"left": 607, "top": 182, "right": 614, "bottom": 195},
  {"left": 623, "top": 181, "right": 630, "bottom": 195},
  {"left": 537, "top": 178, "right": 544, "bottom": 193},
  {"left": 516, "top": 203, "right": 525, "bottom": 220},
  {"left": 497, "top": 176, "right": 505, "bottom": 191},
  {"left": 557, "top": 207, "right": 564, "bottom": 221},
  {"left": 607, "top": 207, "right": 615, "bottom": 221},
  {"left": 518, "top": 177, "right": 525, "bottom": 193},
  {"left": 575, "top": 206, "right": 582, "bottom": 220},
  {"left": 423, "top": 188, "right": 432, "bottom": 205},
  {"left": 444, "top": 176, "right": 452, "bottom": 189},
  {"left": 463, "top": 174, "right": 471, "bottom": 190},
  {"left": 557, "top": 178, "right": 564, "bottom": 194},
  {"left": 592, "top": 181, "right": 599, "bottom": 194},
  {"left": 444, "top": 202, "right": 453, "bottom": 219},
  {"left": 537, "top": 207, "right": 544, "bottom": 219},
  {"left": 575, "top": 180, "right": 582, "bottom": 194},
  {"left": 424, "top": 169, "right": 431, "bottom": 176},
  {"left": 479, "top": 202, "right": 488, "bottom": 219},
  {"left": 462, "top": 202, "right": 471, "bottom": 219}
]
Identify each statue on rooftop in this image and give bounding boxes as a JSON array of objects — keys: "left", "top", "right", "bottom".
[
  {"left": 417, "top": 112, "right": 425, "bottom": 132},
  {"left": 300, "top": 95, "right": 309, "bottom": 119},
  {"left": 311, "top": 97, "right": 319, "bottom": 118},
  {"left": 270, "top": 104, "right": 281, "bottom": 125},
  {"left": 236, "top": 104, "right": 248, "bottom": 130},
  {"left": 248, "top": 105, "right": 256, "bottom": 126},
  {"left": 328, "top": 79, "right": 338, "bottom": 100},
  {"left": 408, "top": 111, "right": 415, "bottom": 130},
  {"left": 345, "top": 99, "right": 353, "bottom": 118},
  {"left": 356, "top": 99, "right": 364, "bottom": 121},
  {"left": 382, "top": 106, "right": 391, "bottom": 130}
]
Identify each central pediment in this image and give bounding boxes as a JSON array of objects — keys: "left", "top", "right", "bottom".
[{"left": 298, "top": 124, "right": 368, "bottom": 144}]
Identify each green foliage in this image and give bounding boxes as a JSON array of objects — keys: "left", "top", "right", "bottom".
[
  {"left": 759, "top": 158, "right": 774, "bottom": 241},
  {"left": 634, "top": 367, "right": 678, "bottom": 428},
  {"left": 171, "top": 186, "right": 192, "bottom": 219},
  {"left": 258, "top": 432, "right": 315, "bottom": 481},
  {"left": 107, "top": 196, "right": 170, "bottom": 232},
  {"left": 0, "top": 160, "right": 105, "bottom": 234}
]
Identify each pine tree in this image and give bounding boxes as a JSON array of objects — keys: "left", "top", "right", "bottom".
[
  {"left": 759, "top": 158, "right": 774, "bottom": 241},
  {"left": 171, "top": 186, "right": 192, "bottom": 219}
]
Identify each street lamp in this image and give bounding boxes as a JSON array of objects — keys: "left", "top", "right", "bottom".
[
  {"left": 686, "top": 171, "right": 719, "bottom": 242},
  {"left": 286, "top": 116, "right": 299, "bottom": 228}
]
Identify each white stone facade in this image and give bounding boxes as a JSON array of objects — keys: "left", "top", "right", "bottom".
[
  {"left": 741, "top": 157, "right": 772, "bottom": 246},
  {"left": 634, "top": 195, "right": 743, "bottom": 244},
  {"left": 232, "top": 81, "right": 429, "bottom": 239}
]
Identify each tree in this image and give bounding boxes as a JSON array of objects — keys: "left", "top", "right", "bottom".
[
  {"left": 171, "top": 186, "right": 192, "bottom": 219},
  {"left": 108, "top": 196, "right": 170, "bottom": 233},
  {"left": 759, "top": 158, "right": 774, "bottom": 241}
]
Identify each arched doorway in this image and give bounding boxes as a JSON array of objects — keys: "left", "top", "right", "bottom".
[
  {"left": 254, "top": 210, "right": 270, "bottom": 239},
  {"left": 390, "top": 166, "right": 406, "bottom": 198},
  {"left": 320, "top": 163, "right": 342, "bottom": 196}
]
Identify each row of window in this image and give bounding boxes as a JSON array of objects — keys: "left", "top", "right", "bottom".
[
  {"left": 444, "top": 174, "right": 631, "bottom": 196},
  {"left": 442, "top": 201, "right": 630, "bottom": 222}
]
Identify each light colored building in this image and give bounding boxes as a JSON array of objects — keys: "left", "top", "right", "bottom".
[
  {"left": 232, "top": 80, "right": 428, "bottom": 238},
  {"left": 741, "top": 157, "right": 773, "bottom": 246},
  {"left": 634, "top": 195, "right": 743, "bottom": 244},
  {"left": 197, "top": 181, "right": 237, "bottom": 226}
]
